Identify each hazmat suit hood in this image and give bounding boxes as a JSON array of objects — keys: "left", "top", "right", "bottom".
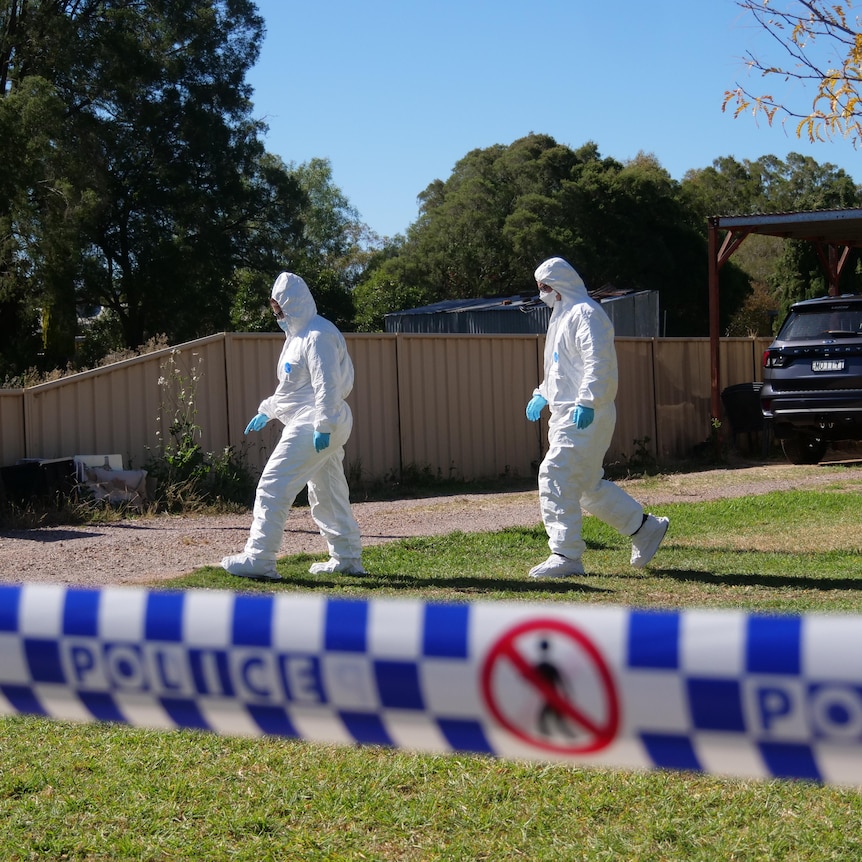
[
  {"left": 271, "top": 271, "right": 318, "bottom": 336},
  {"left": 534, "top": 257, "right": 589, "bottom": 303}
]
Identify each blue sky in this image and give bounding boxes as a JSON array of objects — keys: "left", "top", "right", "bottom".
[{"left": 245, "top": 0, "right": 862, "bottom": 239}]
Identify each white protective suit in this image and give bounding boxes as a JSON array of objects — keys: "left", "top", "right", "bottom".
[
  {"left": 533, "top": 257, "right": 644, "bottom": 561},
  {"left": 240, "top": 272, "right": 362, "bottom": 570}
]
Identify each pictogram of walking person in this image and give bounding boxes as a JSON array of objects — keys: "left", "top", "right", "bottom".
[{"left": 535, "top": 639, "right": 576, "bottom": 739}]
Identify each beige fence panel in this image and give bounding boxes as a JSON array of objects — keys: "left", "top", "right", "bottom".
[
  {"left": 652, "top": 338, "right": 764, "bottom": 459},
  {"left": 653, "top": 339, "right": 712, "bottom": 459},
  {"left": 22, "top": 336, "right": 228, "bottom": 471},
  {"left": 720, "top": 338, "right": 762, "bottom": 388},
  {"left": 0, "top": 390, "right": 25, "bottom": 468},
  {"left": 612, "top": 339, "right": 658, "bottom": 463},
  {"left": 343, "top": 335, "right": 401, "bottom": 483},
  {"left": 397, "top": 334, "right": 542, "bottom": 480},
  {"left": 24, "top": 354, "right": 163, "bottom": 468},
  {"left": 0, "top": 334, "right": 781, "bottom": 480},
  {"left": 223, "top": 333, "right": 284, "bottom": 476},
  {"left": 755, "top": 337, "right": 772, "bottom": 381}
]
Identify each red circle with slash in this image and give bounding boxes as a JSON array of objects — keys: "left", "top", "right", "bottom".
[{"left": 480, "top": 618, "right": 620, "bottom": 754}]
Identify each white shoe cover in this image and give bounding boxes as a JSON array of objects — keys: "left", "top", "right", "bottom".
[
  {"left": 308, "top": 557, "right": 367, "bottom": 575},
  {"left": 529, "top": 553, "right": 585, "bottom": 579},
  {"left": 221, "top": 553, "right": 280, "bottom": 580},
  {"left": 630, "top": 515, "right": 669, "bottom": 568}
]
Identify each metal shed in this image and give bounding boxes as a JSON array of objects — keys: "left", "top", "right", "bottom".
[
  {"left": 385, "top": 289, "right": 660, "bottom": 337},
  {"left": 385, "top": 295, "right": 550, "bottom": 334}
]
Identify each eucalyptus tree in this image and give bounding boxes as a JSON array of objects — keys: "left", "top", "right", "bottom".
[
  {"left": 69, "top": 0, "right": 268, "bottom": 350},
  {"left": 0, "top": 0, "right": 314, "bottom": 375}
]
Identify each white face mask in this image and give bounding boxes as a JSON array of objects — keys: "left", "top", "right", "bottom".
[
  {"left": 540, "top": 289, "right": 558, "bottom": 308},
  {"left": 276, "top": 317, "right": 291, "bottom": 333}
]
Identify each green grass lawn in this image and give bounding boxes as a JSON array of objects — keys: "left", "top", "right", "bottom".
[{"left": 3, "top": 483, "right": 862, "bottom": 860}]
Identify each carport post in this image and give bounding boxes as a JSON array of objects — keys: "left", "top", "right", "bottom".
[
  {"left": 708, "top": 219, "right": 721, "bottom": 425},
  {"left": 708, "top": 217, "right": 752, "bottom": 428}
]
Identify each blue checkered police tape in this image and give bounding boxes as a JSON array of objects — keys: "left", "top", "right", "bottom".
[{"left": 3, "top": 583, "right": 862, "bottom": 785}]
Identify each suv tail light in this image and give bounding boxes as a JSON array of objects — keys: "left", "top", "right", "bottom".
[{"left": 763, "top": 349, "right": 786, "bottom": 368}]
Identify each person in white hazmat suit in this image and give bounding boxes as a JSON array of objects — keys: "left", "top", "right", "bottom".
[
  {"left": 525, "top": 257, "right": 668, "bottom": 578},
  {"left": 221, "top": 272, "right": 365, "bottom": 580}
]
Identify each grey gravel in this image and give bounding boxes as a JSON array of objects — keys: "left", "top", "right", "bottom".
[{"left": 1, "top": 462, "right": 858, "bottom": 587}]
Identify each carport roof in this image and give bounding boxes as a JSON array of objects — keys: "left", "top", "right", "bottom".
[{"left": 708, "top": 207, "right": 862, "bottom": 248}]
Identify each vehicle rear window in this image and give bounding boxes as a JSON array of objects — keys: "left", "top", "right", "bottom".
[{"left": 779, "top": 307, "right": 862, "bottom": 340}]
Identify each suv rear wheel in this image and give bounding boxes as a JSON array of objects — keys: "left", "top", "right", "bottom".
[{"left": 781, "top": 434, "right": 828, "bottom": 465}]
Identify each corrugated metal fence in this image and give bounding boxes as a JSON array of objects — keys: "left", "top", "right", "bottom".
[{"left": 0, "top": 333, "right": 771, "bottom": 483}]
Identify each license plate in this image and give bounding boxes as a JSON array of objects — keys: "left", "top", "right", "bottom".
[{"left": 812, "top": 359, "right": 845, "bottom": 371}]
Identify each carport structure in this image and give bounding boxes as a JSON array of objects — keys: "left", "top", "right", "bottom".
[{"left": 708, "top": 207, "right": 862, "bottom": 422}]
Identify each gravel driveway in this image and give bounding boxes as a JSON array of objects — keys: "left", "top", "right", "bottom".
[{"left": 1, "top": 461, "right": 859, "bottom": 587}]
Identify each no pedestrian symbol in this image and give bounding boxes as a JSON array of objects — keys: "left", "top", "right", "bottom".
[{"left": 480, "top": 618, "right": 620, "bottom": 754}]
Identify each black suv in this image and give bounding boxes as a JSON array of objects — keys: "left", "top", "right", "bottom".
[{"left": 761, "top": 295, "right": 862, "bottom": 464}]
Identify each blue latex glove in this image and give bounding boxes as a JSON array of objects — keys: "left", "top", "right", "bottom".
[
  {"left": 572, "top": 405, "right": 595, "bottom": 429},
  {"left": 244, "top": 413, "right": 269, "bottom": 434},
  {"left": 313, "top": 431, "right": 330, "bottom": 452},
  {"left": 525, "top": 394, "right": 549, "bottom": 421}
]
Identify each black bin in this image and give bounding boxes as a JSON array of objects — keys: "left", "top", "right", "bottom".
[
  {"left": 721, "top": 382, "right": 769, "bottom": 455},
  {"left": 0, "top": 459, "right": 76, "bottom": 506},
  {"left": 721, "top": 382, "right": 764, "bottom": 434}
]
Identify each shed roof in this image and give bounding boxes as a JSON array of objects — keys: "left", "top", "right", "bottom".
[
  {"left": 388, "top": 295, "right": 540, "bottom": 315},
  {"left": 388, "top": 284, "right": 639, "bottom": 317}
]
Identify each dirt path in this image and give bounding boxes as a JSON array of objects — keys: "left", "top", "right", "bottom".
[{"left": 1, "top": 461, "right": 860, "bottom": 587}]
